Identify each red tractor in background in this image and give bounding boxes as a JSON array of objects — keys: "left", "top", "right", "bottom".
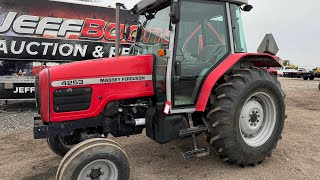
[{"left": 33, "top": 0, "right": 286, "bottom": 179}]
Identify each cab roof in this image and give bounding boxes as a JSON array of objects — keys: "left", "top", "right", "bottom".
[{"left": 131, "top": 0, "right": 248, "bottom": 14}]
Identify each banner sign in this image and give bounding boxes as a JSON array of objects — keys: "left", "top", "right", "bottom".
[
  {"left": 0, "top": 0, "right": 137, "bottom": 100},
  {"left": 0, "top": 35, "right": 130, "bottom": 61},
  {"left": 0, "top": 0, "right": 137, "bottom": 61}
]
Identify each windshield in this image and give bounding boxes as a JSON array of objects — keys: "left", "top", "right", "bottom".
[{"left": 134, "top": 6, "right": 171, "bottom": 56}]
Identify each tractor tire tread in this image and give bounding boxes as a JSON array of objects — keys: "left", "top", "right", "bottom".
[{"left": 205, "top": 67, "right": 286, "bottom": 166}]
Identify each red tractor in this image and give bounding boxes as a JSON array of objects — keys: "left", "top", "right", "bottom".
[{"left": 34, "top": 0, "right": 285, "bottom": 179}]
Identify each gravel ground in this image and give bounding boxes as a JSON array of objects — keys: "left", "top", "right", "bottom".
[
  {"left": 0, "top": 77, "right": 319, "bottom": 180},
  {"left": 0, "top": 101, "right": 37, "bottom": 134}
]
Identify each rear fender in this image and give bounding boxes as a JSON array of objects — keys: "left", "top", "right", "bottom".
[
  {"left": 196, "top": 53, "right": 281, "bottom": 112},
  {"left": 237, "top": 54, "right": 281, "bottom": 68}
]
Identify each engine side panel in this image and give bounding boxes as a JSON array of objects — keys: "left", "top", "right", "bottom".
[
  {"left": 48, "top": 55, "right": 155, "bottom": 122},
  {"left": 196, "top": 53, "right": 280, "bottom": 111}
]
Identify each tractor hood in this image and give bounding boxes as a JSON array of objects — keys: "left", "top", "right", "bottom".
[
  {"left": 49, "top": 55, "right": 154, "bottom": 81},
  {"left": 40, "top": 55, "right": 155, "bottom": 122}
]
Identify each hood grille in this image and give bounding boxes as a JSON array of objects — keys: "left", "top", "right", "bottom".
[{"left": 53, "top": 87, "right": 92, "bottom": 113}]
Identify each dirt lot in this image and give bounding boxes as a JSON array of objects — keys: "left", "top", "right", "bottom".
[{"left": 0, "top": 78, "right": 319, "bottom": 180}]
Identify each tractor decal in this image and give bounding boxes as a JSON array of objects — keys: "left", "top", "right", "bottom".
[{"left": 51, "top": 75, "right": 153, "bottom": 87}]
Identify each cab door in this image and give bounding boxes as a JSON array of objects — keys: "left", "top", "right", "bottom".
[{"left": 168, "top": 0, "right": 231, "bottom": 113}]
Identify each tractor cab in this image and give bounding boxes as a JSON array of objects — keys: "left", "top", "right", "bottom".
[{"left": 129, "top": 0, "right": 251, "bottom": 113}]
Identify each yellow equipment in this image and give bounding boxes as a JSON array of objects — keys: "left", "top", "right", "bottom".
[{"left": 281, "top": 59, "right": 297, "bottom": 69}]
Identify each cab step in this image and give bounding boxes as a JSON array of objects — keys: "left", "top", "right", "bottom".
[
  {"left": 181, "top": 114, "right": 210, "bottom": 160},
  {"left": 179, "top": 125, "right": 206, "bottom": 137},
  {"left": 182, "top": 147, "right": 210, "bottom": 160}
]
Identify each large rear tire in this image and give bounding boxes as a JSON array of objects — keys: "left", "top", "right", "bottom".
[
  {"left": 57, "top": 138, "right": 129, "bottom": 180},
  {"left": 205, "top": 67, "right": 285, "bottom": 166}
]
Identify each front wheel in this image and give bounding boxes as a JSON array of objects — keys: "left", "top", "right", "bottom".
[
  {"left": 57, "top": 139, "right": 130, "bottom": 180},
  {"left": 47, "top": 135, "right": 78, "bottom": 157},
  {"left": 205, "top": 67, "right": 285, "bottom": 166}
]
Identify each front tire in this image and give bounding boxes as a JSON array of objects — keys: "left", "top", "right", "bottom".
[
  {"left": 47, "top": 135, "right": 77, "bottom": 157},
  {"left": 56, "top": 138, "right": 125, "bottom": 180},
  {"left": 205, "top": 67, "right": 285, "bottom": 166},
  {"left": 57, "top": 139, "right": 129, "bottom": 180}
]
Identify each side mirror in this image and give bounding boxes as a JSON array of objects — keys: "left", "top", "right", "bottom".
[
  {"left": 170, "top": 1, "right": 180, "bottom": 24},
  {"left": 242, "top": 5, "right": 253, "bottom": 12},
  {"left": 257, "top": 34, "right": 279, "bottom": 55}
]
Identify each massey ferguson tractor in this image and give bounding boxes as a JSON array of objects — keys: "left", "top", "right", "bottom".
[{"left": 33, "top": 0, "right": 285, "bottom": 179}]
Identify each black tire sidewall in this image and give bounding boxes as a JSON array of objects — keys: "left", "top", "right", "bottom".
[
  {"left": 233, "top": 79, "right": 285, "bottom": 158},
  {"left": 47, "top": 135, "right": 73, "bottom": 157}
]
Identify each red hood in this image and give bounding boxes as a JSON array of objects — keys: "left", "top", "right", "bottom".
[
  {"left": 49, "top": 55, "right": 154, "bottom": 81},
  {"left": 44, "top": 54, "right": 155, "bottom": 122}
]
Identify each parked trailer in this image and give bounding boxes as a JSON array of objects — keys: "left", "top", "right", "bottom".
[
  {"left": 0, "top": 0, "right": 137, "bottom": 101},
  {"left": 282, "top": 68, "right": 315, "bottom": 80}
]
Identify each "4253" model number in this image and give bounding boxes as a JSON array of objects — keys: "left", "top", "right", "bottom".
[{"left": 61, "top": 80, "right": 84, "bottom": 86}]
